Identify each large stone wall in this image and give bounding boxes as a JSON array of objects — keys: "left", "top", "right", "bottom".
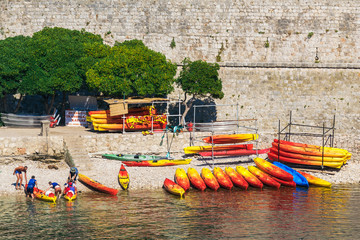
[{"left": 0, "top": 0, "right": 359, "bottom": 152}]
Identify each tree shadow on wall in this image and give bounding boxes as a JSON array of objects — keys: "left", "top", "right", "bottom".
[{"left": 168, "top": 98, "right": 217, "bottom": 125}]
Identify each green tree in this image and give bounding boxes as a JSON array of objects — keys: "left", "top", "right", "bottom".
[
  {"left": 19, "top": 27, "right": 107, "bottom": 114},
  {"left": 175, "top": 58, "right": 224, "bottom": 125},
  {"left": 86, "top": 39, "right": 177, "bottom": 97},
  {"left": 0, "top": 35, "right": 32, "bottom": 112}
]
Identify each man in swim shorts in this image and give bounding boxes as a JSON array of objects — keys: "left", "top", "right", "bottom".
[
  {"left": 47, "top": 181, "right": 62, "bottom": 199},
  {"left": 26, "top": 176, "right": 38, "bottom": 200},
  {"left": 13, "top": 166, "right": 28, "bottom": 190}
]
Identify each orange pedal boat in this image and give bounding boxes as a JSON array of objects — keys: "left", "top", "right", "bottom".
[
  {"left": 213, "top": 167, "right": 233, "bottom": 190},
  {"left": 248, "top": 166, "right": 281, "bottom": 189},
  {"left": 163, "top": 178, "right": 185, "bottom": 198},
  {"left": 187, "top": 168, "right": 206, "bottom": 191},
  {"left": 174, "top": 168, "right": 190, "bottom": 191},
  {"left": 236, "top": 166, "right": 263, "bottom": 189},
  {"left": 201, "top": 168, "right": 220, "bottom": 191},
  {"left": 79, "top": 173, "right": 119, "bottom": 195},
  {"left": 254, "top": 157, "right": 293, "bottom": 181},
  {"left": 225, "top": 167, "right": 248, "bottom": 190}
]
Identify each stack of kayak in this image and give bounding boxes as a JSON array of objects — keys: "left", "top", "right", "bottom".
[
  {"left": 184, "top": 133, "right": 269, "bottom": 157},
  {"left": 268, "top": 139, "right": 351, "bottom": 169},
  {"left": 87, "top": 107, "right": 167, "bottom": 132},
  {"left": 163, "top": 158, "right": 331, "bottom": 197}
]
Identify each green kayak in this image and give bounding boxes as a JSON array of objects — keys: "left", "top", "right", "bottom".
[{"left": 102, "top": 154, "right": 167, "bottom": 162}]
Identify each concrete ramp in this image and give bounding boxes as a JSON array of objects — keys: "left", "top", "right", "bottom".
[{"left": 64, "top": 136, "right": 93, "bottom": 171}]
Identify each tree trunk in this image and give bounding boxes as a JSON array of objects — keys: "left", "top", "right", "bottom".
[
  {"left": 60, "top": 92, "right": 67, "bottom": 126},
  {"left": 180, "top": 98, "right": 195, "bottom": 126},
  {"left": 14, "top": 94, "right": 24, "bottom": 114}
]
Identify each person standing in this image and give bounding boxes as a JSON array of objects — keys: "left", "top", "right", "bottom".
[
  {"left": 69, "top": 167, "right": 79, "bottom": 183},
  {"left": 13, "top": 166, "right": 28, "bottom": 190},
  {"left": 26, "top": 176, "right": 38, "bottom": 200}
]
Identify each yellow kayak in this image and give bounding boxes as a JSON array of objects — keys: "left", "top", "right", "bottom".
[{"left": 297, "top": 171, "right": 332, "bottom": 188}]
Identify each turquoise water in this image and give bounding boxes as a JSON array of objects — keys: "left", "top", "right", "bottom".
[{"left": 1, "top": 185, "right": 360, "bottom": 239}]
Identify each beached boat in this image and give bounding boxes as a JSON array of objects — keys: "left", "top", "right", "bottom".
[
  {"left": 269, "top": 147, "right": 347, "bottom": 162},
  {"left": 271, "top": 176, "right": 297, "bottom": 187},
  {"left": 33, "top": 187, "right": 57, "bottom": 203},
  {"left": 253, "top": 157, "right": 293, "bottom": 181},
  {"left": 213, "top": 167, "right": 233, "bottom": 190},
  {"left": 272, "top": 162, "right": 309, "bottom": 188},
  {"left": 184, "top": 144, "right": 253, "bottom": 155},
  {"left": 163, "top": 178, "right": 185, "bottom": 198},
  {"left": 118, "top": 164, "right": 130, "bottom": 190},
  {"left": 203, "top": 133, "right": 258, "bottom": 144},
  {"left": 224, "top": 167, "right": 248, "bottom": 190},
  {"left": 236, "top": 166, "right": 263, "bottom": 189},
  {"left": 297, "top": 171, "right": 332, "bottom": 188},
  {"left": 64, "top": 187, "right": 78, "bottom": 201},
  {"left": 201, "top": 168, "right": 220, "bottom": 191},
  {"left": 268, "top": 152, "right": 344, "bottom": 169},
  {"left": 174, "top": 168, "right": 190, "bottom": 191},
  {"left": 199, "top": 148, "right": 269, "bottom": 157},
  {"left": 122, "top": 159, "right": 191, "bottom": 167},
  {"left": 78, "top": 173, "right": 119, "bottom": 195},
  {"left": 103, "top": 154, "right": 166, "bottom": 161},
  {"left": 187, "top": 168, "right": 206, "bottom": 191},
  {"left": 248, "top": 166, "right": 281, "bottom": 189}
]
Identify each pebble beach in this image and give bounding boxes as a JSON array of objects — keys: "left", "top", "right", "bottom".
[{"left": 1, "top": 151, "right": 359, "bottom": 196}]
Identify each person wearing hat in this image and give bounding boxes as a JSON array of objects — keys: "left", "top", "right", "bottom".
[{"left": 68, "top": 167, "right": 79, "bottom": 183}]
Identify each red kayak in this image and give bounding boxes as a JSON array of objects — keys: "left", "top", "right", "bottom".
[
  {"left": 271, "top": 176, "right": 297, "bottom": 187},
  {"left": 248, "top": 166, "right": 281, "bottom": 189},
  {"left": 225, "top": 167, "right": 248, "bottom": 190},
  {"left": 199, "top": 148, "right": 269, "bottom": 157},
  {"left": 213, "top": 167, "right": 233, "bottom": 190},
  {"left": 163, "top": 178, "right": 185, "bottom": 198},
  {"left": 253, "top": 157, "right": 293, "bottom": 181}
]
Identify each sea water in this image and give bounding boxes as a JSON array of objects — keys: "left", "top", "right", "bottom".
[{"left": 1, "top": 185, "right": 360, "bottom": 239}]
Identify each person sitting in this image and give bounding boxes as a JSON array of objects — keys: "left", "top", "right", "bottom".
[
  {"left": 69, "top": 167, "right": 79, "bottom": 184},
  {"left": 13, "top": 166, "right": 28, "bottom": 190},
  {"left": 64, "top": 181, "right": 76, "bottom": 195},
  {"left": 26, "top": 176, "right": 38, "bottom": 200},
  {"left": 47, "top": 181, "right": 62, "bottom": 199}
]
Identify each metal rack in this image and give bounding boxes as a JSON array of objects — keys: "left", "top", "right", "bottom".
[
  {"left": 276, "top": 111, "right": 336, "bottom": 169},
  {"left": 190, "top": 104, "right": 259, "bottom": 168}
]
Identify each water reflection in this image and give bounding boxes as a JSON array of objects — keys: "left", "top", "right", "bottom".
[{"left": 0, "top": 185, "right": 360, "bottom": 239}]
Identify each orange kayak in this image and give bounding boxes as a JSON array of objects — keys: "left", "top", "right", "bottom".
[
  {"left": 203, "top": 134, "right": 259, "bottom": 144},
  {"left": 248, "top": 166, "right": 281, "bottom": 189},
  {"left": 213, "top": 167, "right": 233, "bottom": 190},
  {"left": 174, "top": 168, "right": 190, "bottom": 191},
  {"left": 271, "top": 176, "right": 297, "bottom": 187},
  {"left": 297, "top": 171, "right": 332, "bottom": 187},
  {"left": 187, "top": 168, "right": 206, "bottom": 191},
  {"left": 272, "top": 142, "right": 349, "bottom": 158},
  {"left": 225, "top": 167, "right": 248, "bottom": 190},
  {"left": 236, "top": 166, "right": 263, "bottom": 189},
  {"left": 199, "top": 148, "right": 269, "bottom": 157},
  {"left": 184, "top": 144, "right": 253, "bottom": 154},
  {"left": 254, "top": 157, "right": 293, "bottom": 181},
  {"left": 268, "top": 152, "right": 344, "bottom": 169},
  {"left": 79, "top": 173, "right": 118, "bottom": 195},
  {"left": 163, "top": 178, "right": 185, "bottom": 198},
  {"left": 118, "top": 164, "right": 130, "bottom": 190},
  {"left": 201, "top": 168, "right": 220, "bottom": 191},
  {"left": 270, "top": 147, "right": 347, "bottom": 162},
  {"left": 274, "top": 139, "right": 350, "bottom": 153}
]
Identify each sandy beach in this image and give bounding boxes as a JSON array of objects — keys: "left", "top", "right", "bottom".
[{"left": 2, "top": 150, "right": 359, "bottom": 197}]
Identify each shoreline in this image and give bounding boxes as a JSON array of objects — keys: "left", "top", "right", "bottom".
[{"left": 1, "top": 152, "right": 359, "bottom": 196}]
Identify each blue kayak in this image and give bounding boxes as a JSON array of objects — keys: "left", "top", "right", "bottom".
[{"left": 272, "top": 162, "right": 309, "bottom": 188}]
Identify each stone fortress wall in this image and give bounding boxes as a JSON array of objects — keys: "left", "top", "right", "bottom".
[{"left": 0, "top": 0, "right": 359, "bottom": 154}]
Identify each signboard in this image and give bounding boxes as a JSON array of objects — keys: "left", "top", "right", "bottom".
[{"left": 65, "top": 110, "right": 87, "bottom": 127}]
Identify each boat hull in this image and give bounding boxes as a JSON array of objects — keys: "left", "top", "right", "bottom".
[
  {"left": 297, "top": 171, "right": 332, "bottom": 188},
  {"left": 33, "top": 188, "right": 57, "bottom": 203},
  {"left": 203, "top": 134, "right": 259, "bottom": 144},
  {"left": 187, "top": 168, "right": 206, "bottom": 191},
  {"left": 103, "top": 154, "right": 166, "bottom": 161},
  {"left": 79, "top": 173, "right": 119, "bottom": 195},
  {"left": 225, "top": 167, "right": 248, "bottom": 190},
  {"left": 163, "top": 178, "right": 185, "bottom": 198},
  {"left": 236, "top": 166, "right": 263, "bottom": 189},
  {"left": 248, "top": 166, "right": 281, "bottom": 189},
  {"left": 254, "top": 157, "right": 293, "bottom": 181},
  {"left": 199, "top": 148, "right": 269, "bottom": 157},
  {"left": 213, "top": 167, "right": 233, "bottom": 190},
  {"left": 184, "top": 144, "right": 253, "bottom": 154},
  {"left": 122, "top": 159, "right": 191, "bottom": 167},
  {"left": 175, "top": 168, "right": 190, "bottom": 191},
  {"left": 118, "top": 164, "right": 130, "bottom": 190},
  {"left": 272, "top": 162, "right": 309, "bottom": 188},
  {"left": 201, "top": 168, "right": 220, "bottom": 191}
]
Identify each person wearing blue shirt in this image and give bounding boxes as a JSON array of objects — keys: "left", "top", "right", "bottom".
[
  {"left": 26, "top": 176, "right": 38, "bottom": 200},
  {"left": 47, "top": 181, "right": 62, "bottom": 199},
  {"left": 69, "top": 167, "right": 79, "bottom": 183}
]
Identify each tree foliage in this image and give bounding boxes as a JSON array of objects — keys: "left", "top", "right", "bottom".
[
  {"left": 86, "top": 39, "right": 177, "bottom": 97},
  {"left": 175, "top": 58, "right": 224, "bottom": 124}
]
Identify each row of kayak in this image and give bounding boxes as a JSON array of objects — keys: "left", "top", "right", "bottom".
[{"left": 163, "top": 157, "right": 332, "bottom": 198}]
